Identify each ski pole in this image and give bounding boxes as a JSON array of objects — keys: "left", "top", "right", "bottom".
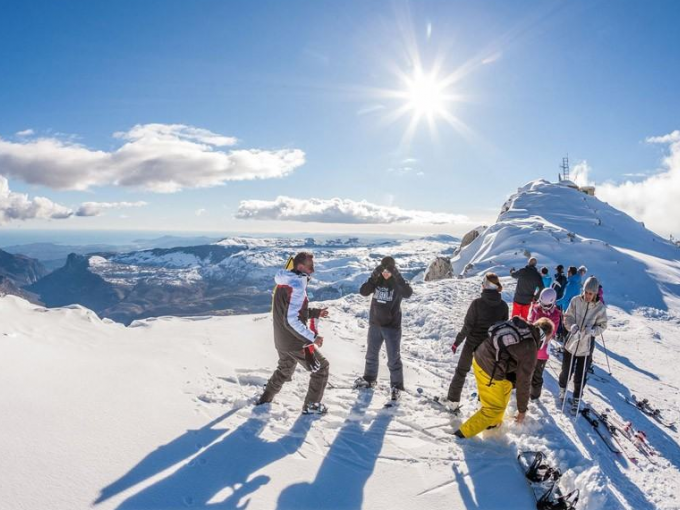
[
  {"left": 562, "top": 343, "right": 580, "bottom": 413},
  {"left": 561, "top": 303, "right": 590, "bottom": 413},
  {"left": 575, "top": 352, "right": 589, "bottom": 417},
  {"left": 600, "top": 333, "right": 612, "bottom": 375}
]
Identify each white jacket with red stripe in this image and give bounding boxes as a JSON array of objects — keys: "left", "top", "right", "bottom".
[{"left": 272, "top": 269, "right": 321, "bottom": 351}]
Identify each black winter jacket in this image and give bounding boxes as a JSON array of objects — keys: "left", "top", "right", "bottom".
[
  {"left": 553, "top": 272, "right": 568, "bottom": 300},
  {"left": 360, "top": 269, "right": 413, "bottom": 329},
  {"left": 454, "top": 289, "right": 509, "bottom": 349},
  {"left": 510, "top": 265, "right": 544, "bottom": 305}
]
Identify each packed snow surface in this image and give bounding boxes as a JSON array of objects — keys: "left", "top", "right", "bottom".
[
  {"left": 2, "top": 277, "right": 680, "bottom": 509},
  {"left": 2, "top": 181, "right": 680, "bottom": 510}
]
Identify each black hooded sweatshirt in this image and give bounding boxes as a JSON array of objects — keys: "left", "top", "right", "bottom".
[
  {"left": 360, "top": 269, "right": 413, "bottom": 329},
  {"left": 453, "top": 289, "right": 509, "bottom": 349}
]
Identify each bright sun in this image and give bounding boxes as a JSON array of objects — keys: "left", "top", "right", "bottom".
[
  {"left": 404, "top": 70, "right": 447, "bottom": 118},
  {"left": 374, "top": 63, "right": 469, "bottom": 146}
]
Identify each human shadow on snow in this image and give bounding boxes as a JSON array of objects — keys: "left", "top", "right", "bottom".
[
  {"left": 276, "top": 390, "right": 393, "bottom": 510},
  {"left": 95, "top": 407, "right": 241, "bottom": 505},
  {"left": 593, "top": 341, "right": 659, "bottom": 381},
  {"left": 108, "top": 406, "right": 314, "bottom": 510}
]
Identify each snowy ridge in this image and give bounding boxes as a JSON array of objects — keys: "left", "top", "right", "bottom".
[{"left": 452, "top": 180, "right": 680, "bottom": 312}]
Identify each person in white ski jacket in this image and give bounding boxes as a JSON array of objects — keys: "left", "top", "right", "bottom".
[{"left": 558, "top": 276, "right": 607, "bottom": 412}]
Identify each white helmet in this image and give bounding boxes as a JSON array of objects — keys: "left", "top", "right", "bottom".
[{"left": 539, "top": 288, "right": 557, "bottom": 307}]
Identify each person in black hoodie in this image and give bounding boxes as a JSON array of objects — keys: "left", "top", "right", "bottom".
[
  {"left": 443, "top": 272, "right": 509, "bottom": 412},
  {"left": 355, "top": 256, "right": 413, "bottom": 396},
  {"left": 510, "top": 257, "right": 544, "bottom": 319},
  {"left": 553, "top": 264, "right": 568, "bottom": 301}
]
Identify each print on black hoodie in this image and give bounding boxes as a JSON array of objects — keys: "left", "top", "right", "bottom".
[{"left": 360, "top": 268, "right": 413, "bottom": 329}]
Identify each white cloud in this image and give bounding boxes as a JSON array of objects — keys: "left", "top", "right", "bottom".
[
  {"left": 0, "top": 176, "right": 73, "bottom": 224},
  {"left": 235, "top": 196, "right": 469, "bottom": 225},
  {"left": 597, "top": 130, "right": 680, "bottom": 237},
  {"left": 75, "top": 201, "right": 148, "bottom": 217},
  {"left": 15, "top": 129, "right": 34, "bottom": 137},
  {"left": 571, "top": 160, "right": 593, "bottom": 187},
  {"left": 195, "top": 208, "right": 207, "bottom": 217},
  {"left": 0, "top": 123, "right": 305, "bottom": 193}
]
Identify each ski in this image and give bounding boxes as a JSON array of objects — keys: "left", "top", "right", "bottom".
[
  {"left": 383, "top": 387, "right": 402, "bottom": 408},
  {"left": 415, "top": 387, "right": 464, "bottom": 416},
  {"left": 625, "top": 395, "right": 676, "bottom": 430},
  {"left": 578, "top": 408, "right": 622, "bottom": 454},
  {"left": 589, "top": 407, "right": 656, "bottom": 464},
  {"left": 517, "top": 451, "right": 579, "bottom": 510}
]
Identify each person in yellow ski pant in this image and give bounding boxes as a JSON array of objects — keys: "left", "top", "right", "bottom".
[{"left": 459, "top": 358, "right": 513, "bottom": 438}]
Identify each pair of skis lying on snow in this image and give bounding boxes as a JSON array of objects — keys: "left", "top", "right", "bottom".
[{"left": 577, "top": 404, "right": 659, "bottom": 465}]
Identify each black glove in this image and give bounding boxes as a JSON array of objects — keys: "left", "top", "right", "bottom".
[
  {"left": 370, "top": 266, "right": 383, "bottom": 282},
  {"left": 304, "top": 345, "right": 322, "bottom": 373}
]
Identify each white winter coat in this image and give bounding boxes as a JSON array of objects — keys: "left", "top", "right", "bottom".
[{"left": 563, "top": 295, "right": 607, "bottom": 357}]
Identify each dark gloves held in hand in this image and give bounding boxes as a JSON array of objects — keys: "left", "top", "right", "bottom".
[{"left": 304, "top": 344, "right": 322, "bottom": 373}]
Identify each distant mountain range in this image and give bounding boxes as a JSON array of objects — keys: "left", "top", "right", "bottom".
[{"left": 3, "top": 236, "right": 458, "bottom": 325}]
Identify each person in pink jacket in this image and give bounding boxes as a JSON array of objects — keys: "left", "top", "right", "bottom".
[{"left": 527, "top": 288, "right": 561, "bottom": 400}]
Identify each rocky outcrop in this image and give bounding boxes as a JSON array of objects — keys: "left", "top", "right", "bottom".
[
  {"left": 0, "top": 275, "right": 42, "bottom": 304},
  {"left": 0, "top": 249, "right": 48, "bottom": 286},
  {"left": 424, "top": 256, "right": 453, "bottom": 282},
  {"left": 451, "top": 226, "right": 487, "bottom": 258},
  {"left": 27, "top": 254, "right": 123, "bottom": 312}
]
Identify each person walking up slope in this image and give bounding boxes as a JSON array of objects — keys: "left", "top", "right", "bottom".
[
  {"left": 552, "top": 265, "right": 567, "bottom": 301},
  {"left": 444, "top": 273, "right": 509, "bottom": 412},
  {"left": 556, "top": 266, "right": 581, "bottom": 310},
  {"left": 540, "top": 267, "right": 552, "bottom": 289},
  {"left": 527, "top": 288, "right": 561, "bottom": 400},
  {"left": 558, "top": 276, "right": 608, "bottom": 414},
  {"left": 510, "top": 257, "right": 544, "bottom": 319},
  {"left": 355, "top": 256, "right": 413, "bottom": 401},
  {"left": 453, "top": 317, "right": 555, "bottom": 438},
  {"left": 258, "top": 252, "right": 331, "bottom": 415}
]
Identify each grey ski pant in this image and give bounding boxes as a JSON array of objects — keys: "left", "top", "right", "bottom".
[
  {"left": 447, "top": 340, "right": 481, "bottom": 402},
  {"left": 263, "top": 348, "right": 329, "bottom": 407},
  {"left": 363, "top": 324, "right": 404, "bottom": 389}
]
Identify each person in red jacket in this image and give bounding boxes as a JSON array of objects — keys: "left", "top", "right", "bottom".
[{"left": 527, "top": 287, "right": 561, "bottom": 400}]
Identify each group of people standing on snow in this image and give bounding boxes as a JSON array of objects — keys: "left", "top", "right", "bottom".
[{"left": 257, "top": 252, "right": 607, "bottom": 440}]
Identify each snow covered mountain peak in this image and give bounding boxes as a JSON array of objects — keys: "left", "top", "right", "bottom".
[{"left": 453, "top": 179, "right": 680, "bottom": 313}]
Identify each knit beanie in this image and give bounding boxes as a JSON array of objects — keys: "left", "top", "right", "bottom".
[
  {"left": 381, "top": 256, "right": 396, "bottom": 271},
  {"left": 584, "top": 276, "right": 599, "bottom": 294},
  {"left": 482, "top": 272, "right": 502, "bottom": 291}
]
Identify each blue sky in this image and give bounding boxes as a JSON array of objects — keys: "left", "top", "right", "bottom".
[{"left": 1, "top": 0, "right": 679, "bottom": 237}]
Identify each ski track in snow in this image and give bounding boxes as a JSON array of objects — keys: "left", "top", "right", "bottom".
[
  {"left": 3, "top": 270, "right": 680, "bottom": 510},
  {"left": 3, "top": 182, "right": 680, "bottom": 510}
]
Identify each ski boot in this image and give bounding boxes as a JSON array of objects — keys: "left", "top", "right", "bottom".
[
  {"left": 570, "top": 398, "right": 580, "bottom": 416},
  {"left": 441, "top": 398, "right": 461, "bottom": 413},
  {"left": 302, "top": 402, "right": 328, "bottom": 415},
  {"left": 390, "top": 385, "right": 402, "bottom": 402},
  {"left": 353, "top": 376, "right": 377, "bottom": 390}
]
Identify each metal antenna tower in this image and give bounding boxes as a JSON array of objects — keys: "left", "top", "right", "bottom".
[{"left": 560, "top": 155, "right": 570, "bottom": 181}]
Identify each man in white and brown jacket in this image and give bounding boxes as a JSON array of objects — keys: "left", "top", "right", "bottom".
[{"left": 258, "top": 252, "right": 330, "bottom": 415}]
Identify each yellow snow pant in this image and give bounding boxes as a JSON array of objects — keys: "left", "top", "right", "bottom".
[{"left": 459, "top": 359, "right": 513, "bottom": 438}]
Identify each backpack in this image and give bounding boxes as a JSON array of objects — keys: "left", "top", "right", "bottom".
[{"left": 486, "top": 317, "right": 538, "bottom": 384}]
